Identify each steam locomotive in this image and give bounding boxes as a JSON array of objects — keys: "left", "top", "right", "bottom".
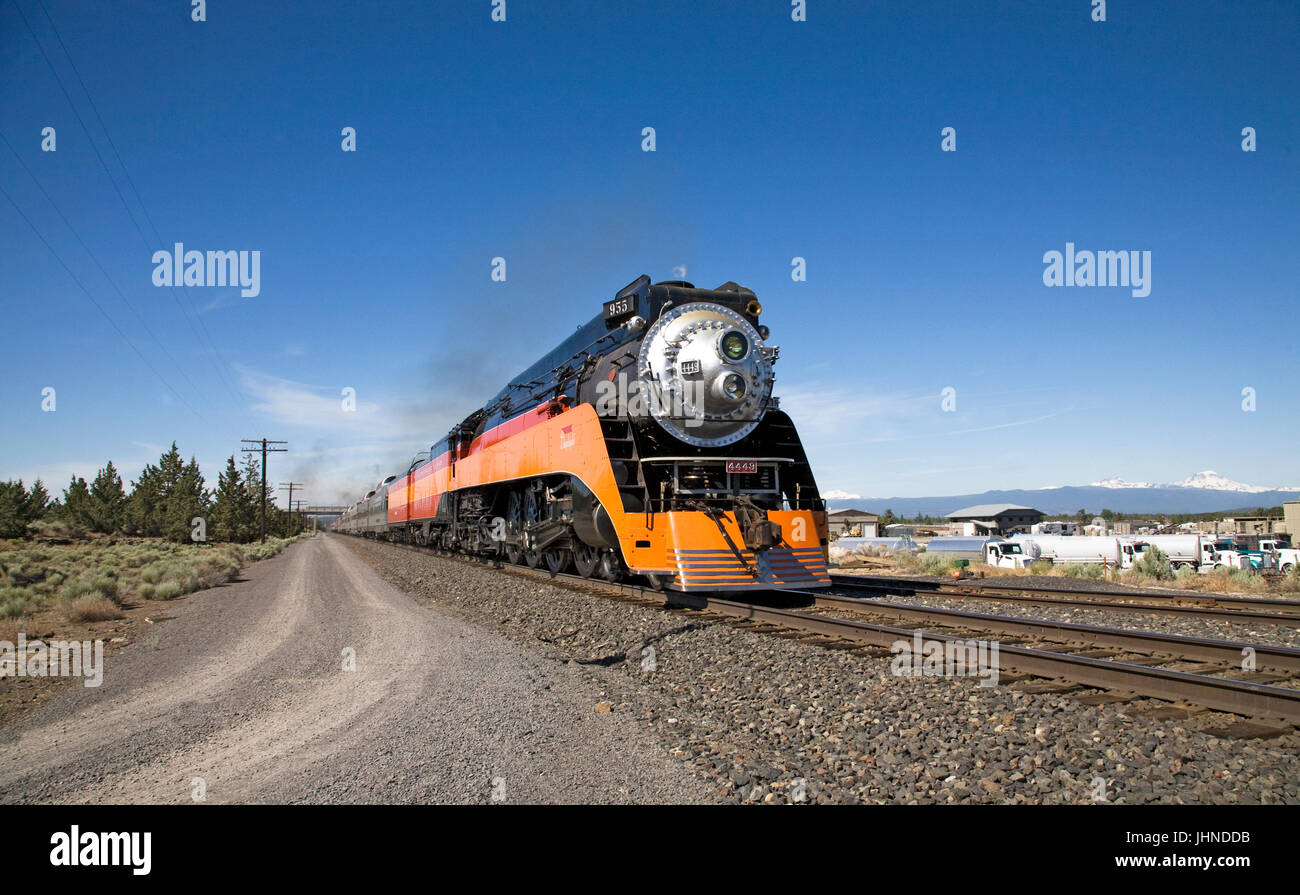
[{"left": 334, "top": 275, "right": 830, "bottom": 591}]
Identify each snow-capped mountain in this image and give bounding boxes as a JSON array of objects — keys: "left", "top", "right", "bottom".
[
  {"left": 821, "top": 489, "right": 862, "bottom": 500},
  {"left": 1089, "top": 470, "right": 1299, "bottom": 494},
  {"left": 1090, "top": 476, "right": 1156, "bottom": 489}
]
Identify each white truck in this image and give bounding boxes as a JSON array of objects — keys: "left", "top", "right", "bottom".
[
  {"left": 924, "top": 536, "right": 1039, "bottom": 570},
  {"left": 1125, "top": 534, "right": 1271, "bottom": 573},
  {"left": 1121, "top": 534, "right": 1217, "bottom": 571},
  {"left": 1258, "top": 540, "right": 1298, "bottom": 573},
  {"left": 1011, "top": 534, "right": 1149, "bottom": 568}
]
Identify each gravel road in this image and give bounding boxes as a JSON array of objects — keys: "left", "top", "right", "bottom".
[{"left": 0, "top": 534, "right": 707, "bottom": 804}]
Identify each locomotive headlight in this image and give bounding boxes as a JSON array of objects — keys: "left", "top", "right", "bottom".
[
  {"left": 720, "top": 331, "right": 749, "bottom": 361},
  {"left": 636, "top": 301, "right": 777, "bottom": 448},
  {"left": 721, "top": 373, "right": 747, "bottom": 400}
]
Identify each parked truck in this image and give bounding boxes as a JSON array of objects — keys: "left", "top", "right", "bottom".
[
  {"left": 1120, "top": 534, "right": 1272, "bottom": 573},
  {"left": 1011, "top": 534, "right": 1150, "bottom": 568},
  {"left": 924, "top": 536, "right": 1039, "bottom": 570},
  {"left": 1118, "top": 534, "right": 1215, "bottom": 570},
  {"left": 1258, "top": 540, "right": 1299, "bottom": 573}
]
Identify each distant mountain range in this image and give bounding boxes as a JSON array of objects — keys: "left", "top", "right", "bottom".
[
  {"left": 1088, "top": 470, "right": 1300, "bottom": 494},
  {"left": 826, "top": 471, "right": 1300, "bottom": 517}
]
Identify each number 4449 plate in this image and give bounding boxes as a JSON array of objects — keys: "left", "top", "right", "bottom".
[{"left": 726, "top": 460, "right": 758, "bottom": 474}]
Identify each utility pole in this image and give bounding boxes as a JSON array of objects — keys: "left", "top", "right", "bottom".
[
  {"left": 241, "top": 439, "right": 287, "bottom": 542},
  {"left": 280, "top": 482, "right": 304, "bottom": 535}
]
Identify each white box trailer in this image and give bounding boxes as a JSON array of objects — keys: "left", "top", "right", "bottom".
[{"left": 1012, "top": 534, "right": 1147, "bottom": 568}]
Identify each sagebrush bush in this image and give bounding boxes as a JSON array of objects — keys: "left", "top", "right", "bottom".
[
  {"left": 1126, "top": 546, "right": 1173, "bottom": 582},
  {"left": 915, "top": 553, "right": 957, "bottom": 575},
  {"left": 152, "top": 581, "right": 182, "bottom": 600},
  {"left": 63, "top": 597, "right": 122, "bottom": 623},
  {"left": 1059, "top": 563, "right": 1105, "bottom": 579},
  {"left": 0, "top": 586, "right": 31, "bottom": 618}
]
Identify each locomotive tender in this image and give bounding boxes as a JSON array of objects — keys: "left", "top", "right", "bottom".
[{"left": 335, "top": 275, "right": 830, "bottom": 591}]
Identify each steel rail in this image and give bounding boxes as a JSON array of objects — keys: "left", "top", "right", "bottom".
[
  {"left": 828, "top": 577, "right": 1300, "bottom": 626},
  {"left": 832, "top": 572, "right": 1300, "bottom": 614},
  {"left": 670, "top": 595, "right": 1300, "bottom": 723},
  {"left": 804, "top": 592, "right": 1300, "bottom": 674}
]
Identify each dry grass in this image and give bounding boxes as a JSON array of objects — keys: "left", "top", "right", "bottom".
[{"left": 62, "top": 597, "right": 123, "bottom": 623}]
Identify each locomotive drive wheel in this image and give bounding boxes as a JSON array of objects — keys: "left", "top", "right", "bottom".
[
  {"left": 597, "top": 550, "right": 622, "bottom": 583},
  {"left": 504, "top": 490, "right": 523, "bottom": 565},
  {"left": 522, "top": 487, "right": 542, "bottom": 569},
  {"left": 573, "top": 542, "right": 600, "bottom": 578},
  {"left": 544, "top": 549, "right": 570, "bottom": 574}
]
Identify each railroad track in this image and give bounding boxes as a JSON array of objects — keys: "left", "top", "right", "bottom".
[
  {"left": 343, "top": 536, "right": 1300, "bottom": 726},
  {"left": 830, "top": 573, "right": 1300, "bottom": 626}
]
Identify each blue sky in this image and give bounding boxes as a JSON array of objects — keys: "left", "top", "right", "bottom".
[{"left": 2, "top": 0, "right": 1296, "bottom": 505}]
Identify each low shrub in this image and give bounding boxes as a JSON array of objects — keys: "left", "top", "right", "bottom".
[
  {"left": 1278, "top": 572, "right": 1300, "bottom": 594},
  {"left": 63, "top": 597, "right": 122, "bottom": 623},
  {"left": 61, "top": 572, "right": 120, "bottom": 604},
  {"left": 915, "top": 553, "right": 957, "bottom": 576},
  {"left": 1058, "top": 563, "right": 1105, "bottom": 579},
  {"left": 0, "top": 586, "right": 32, "bottom": 619},
  {"left": 152, "top": 581, "right": 182, "bottom": 601},
  {"left": 1126, "top": 546, "right": 1173, "bottom": 582}
]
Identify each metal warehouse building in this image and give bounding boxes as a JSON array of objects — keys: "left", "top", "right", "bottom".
[
  {"left": 826, "top": 510, "right": 880, "bottom": 538},
  {"left": 946, "top": 503, "right": 1044, "bottom": 536}
]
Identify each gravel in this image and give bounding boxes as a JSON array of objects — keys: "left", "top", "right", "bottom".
[
  {"left": 0, "top": 535, "right": 707, "bottom": 805},
  {"left": 339, "top": 535, "right": 1300, "bottom": 805}
]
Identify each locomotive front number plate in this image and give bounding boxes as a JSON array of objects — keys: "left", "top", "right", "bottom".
[
  {"left": 726, "top": 460, "right": 759, "bottom": 474},
  {"left": 603, "top": 293, "right": 638, "bottom": 323}
]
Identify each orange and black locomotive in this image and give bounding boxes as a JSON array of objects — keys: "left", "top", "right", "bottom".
[{"left": 335, "top": 275, "right": 829, "bottom": 591}]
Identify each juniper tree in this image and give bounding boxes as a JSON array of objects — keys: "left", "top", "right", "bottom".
[
  {"left": 88, "top": 461, "right": 127, "bottom": 533},
  {"left": 62, "top": 475, "right": 93, "bottom": 529},
  {"left": 125, "top": 462, "right": 164, "bottom": 536},
  {"left": 211, "top": 456, "right": 256, "bottom": 542},
  {"left": 163, "top": 456, "right": 207, "bottom": 544},
  {"left": 0, "top": 480, "right": 30, "bottom": 539}
]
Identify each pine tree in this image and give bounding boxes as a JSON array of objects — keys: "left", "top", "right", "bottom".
[
  {"left": 163, "top": 456, "right": 207, "bottom": 544},
  {"left": 241, "top": 453, "right": 270, "bottom": 539},
  {"left": 125, "top": 462, "right": 164, "bottom": 536},
  {"left": 211, "top": 456, "right": 255, "bottom": 542},
  {"left": 24, "top": 479, "right": 49, "bottom": 524},
  {"left": 62, "top": 475, "right": 93, "bottom": 529},
  {"left": 0, "top": 480, "right": 29, "bottom": 539},
  {"left": 88, "top": 462, "right": 127, "bottom": 533}
]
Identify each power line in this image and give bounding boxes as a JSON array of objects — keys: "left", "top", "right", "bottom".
[
  {"left": 279, "top": 481, "right": 304, "bottom": 529},
  {"left": 16, "top": 0, "right": 247, "bottom": 407},
  {"left": 241, "top": 439, "right": 287, "bottom": 543},
  {"left": 0, "top": 130, "right": 210, "bottom": 407},
  {"left": 0, "top": 180, "right": 206, "bottom": 420}
]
